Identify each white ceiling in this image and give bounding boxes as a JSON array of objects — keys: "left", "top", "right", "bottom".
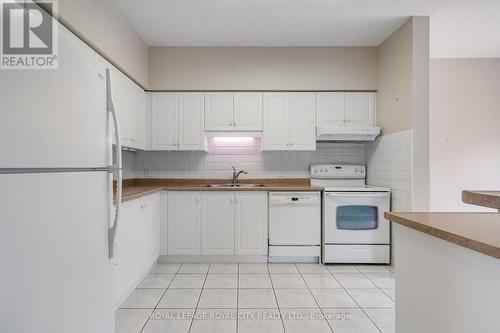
[{"left": 114, "top": 0, "right": 500, "bottom": 58}]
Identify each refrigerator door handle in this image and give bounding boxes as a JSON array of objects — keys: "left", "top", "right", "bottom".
[{"left": 106, "top": 68, "right": 122, "bottom": 259}]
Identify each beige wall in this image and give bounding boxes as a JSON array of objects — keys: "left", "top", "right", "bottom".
[
  {"left": 430, "top": 59, "right": 500, "bottom": 211},
  {"left": 374, "top": 17, "right": 430, "bottom": 211},
  {"left": 411, "top": 17, "right": 430, "bottom": 211},
  {"left": 54, "top": 0, "right": 149, "bottom": 88},
  {"left": 376, "top": 19, "right": 413, "bottom": 135},
  {"left": 148, "top": 46, "right": 377, "bottom": 90}
]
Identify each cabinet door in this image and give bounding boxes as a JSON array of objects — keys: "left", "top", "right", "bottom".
[
  {"left": 316, "top": 92, "right": 345, "bottom": 127},
  {"left": 178, "top": 92, "right": 205, "bottom": 150},
  {"left": 289, "top": 92, "right": 316, "bottom": 150},
  {"left": 344, "top": 92, "right": 375, "bottom": 127},
  {"left": 262, "top": 93, "right": 290, "bottom": 150},
  {"left": 151, "top": 92, "right": 178, "bottom": 150},
  {"left": 167, "top": 192, "right": 201, "bottom": 255},
  {"left": 205, "top": 92, "right": 234, "bottom": 131},
  {"left": 235, "top": 192, "right": 268, "bottom": 255},
  {"left": 133, "top": 85, "right": 147, "bottom": 150},
  {"left": 111, "top": 69, "right": 133, "bottom": 148},
  {"left": 234, "top": 92, "right": 263, "bottom": 131},
  {"left": 140, "top": 193, "right": 161, "bottom": 273},
  {"left": 114, "top": 202, "right": 142, "bottom": 304},
  {"left": 201, "top": 192, "right": 235, "bottom": 255}
]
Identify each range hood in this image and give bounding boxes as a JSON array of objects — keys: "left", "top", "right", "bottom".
[{"left": 317, "top": 126, "right": 381, "bottom": 142}]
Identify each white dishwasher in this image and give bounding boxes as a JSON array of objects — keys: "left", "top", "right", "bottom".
[{"left": 268, "top": 192, "right": 321, "bottom": 262}]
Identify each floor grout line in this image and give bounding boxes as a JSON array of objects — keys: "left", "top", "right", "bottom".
[
  {"left": 186, "top": 263, "right": 209, "bottom": 333},
  {"left": 343, "top": 287, "right": 383, "bottom": 333},
  {"left": 296, "top": 263, "right": 335, "bottom": 333},
  {"left": 268, "top": 263, "right": 287, "bottom": 333},
  {"left": 330, "top": 264, "right": 392, "bottom": 333},
  {"left": 139, "top": 262, "right": 181, "bottom": 333},
  {"left": 236, "top": 263, "right": 239, "bottom": 333},
  {"left": 356, "top": 267, "right": 395, "bottom": 332}
]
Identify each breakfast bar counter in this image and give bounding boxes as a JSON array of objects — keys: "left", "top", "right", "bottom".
[{"left": 385, "top": 211, "right": 500, "bottom": 333}]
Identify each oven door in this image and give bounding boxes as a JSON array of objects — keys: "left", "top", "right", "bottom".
[{"left": 324, "top": 192, "right": 391, "bottom": 244}]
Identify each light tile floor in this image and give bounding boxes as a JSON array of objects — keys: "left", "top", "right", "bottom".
[{"left": 116, "top": 263, "right": 395, "bottom": 333}]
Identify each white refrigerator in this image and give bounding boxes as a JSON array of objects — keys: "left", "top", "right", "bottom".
[{"left": 0, "top": 21, "right": 122, "bottom": 333}]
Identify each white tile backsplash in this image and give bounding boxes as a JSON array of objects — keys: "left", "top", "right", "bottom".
[
  {"left": 122, "top": 150, "right": 136, "bottom": 179},
  {"left": 123, "top": 131, "right": 413, "bottom": 211},
  {"left": 366, "top": 129, "right": 413, "bottom": 211},
  {"left": 125, "top": 141, "right": 366, "bottom": 179}
]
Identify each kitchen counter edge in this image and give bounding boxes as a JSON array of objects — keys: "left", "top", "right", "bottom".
[
  {"left": 385, "top": 212, "right": 500, "bottom": 260},
  {"left": 462, "top": 190, "right": 500, "bottom": 210},
  {"left": 117, "top": 178, "right": 323, "bottom": 203}
]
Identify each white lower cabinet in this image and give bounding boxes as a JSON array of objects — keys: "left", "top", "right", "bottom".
[
  {"left": 201, "top": 192, "right": 235, "bottom": 255},
  {"left": 235, "top": 192, "right": 268, "bottom": 255},
  {"left": 113, "top": 193, "right": 161, "bottom": 307},
  {"left": 114, "top": 201, "right": 142, "bottom": 306},
  {"left": 140, "top": 193, "right": 161, "bottom": 271},
  {"left": 167, "top": 192, "right": 202, "bottom": 255},
  {"left": 165, "top": 191, "right": 268, "bottom": 257}
]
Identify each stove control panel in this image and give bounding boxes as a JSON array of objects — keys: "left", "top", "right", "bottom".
[{"left": 310, "top": 164, "right": 365, "bottom": 179}]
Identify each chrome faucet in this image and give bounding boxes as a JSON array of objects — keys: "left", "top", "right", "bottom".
[{"left": 232, "top": 166, "right": 248, "bottom": 184}]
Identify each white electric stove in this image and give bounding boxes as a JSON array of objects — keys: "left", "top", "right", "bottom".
[{"left": 311, "top": 164, "right": 391, "bottom": 264}]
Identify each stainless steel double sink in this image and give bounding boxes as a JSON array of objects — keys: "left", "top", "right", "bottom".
[{"left": 206, "top": 184, "right": 266, "bottom": 188}]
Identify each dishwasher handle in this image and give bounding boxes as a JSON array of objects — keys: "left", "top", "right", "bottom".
[{"left": 269, "top": 193, "right": 320, "bottom": 206}]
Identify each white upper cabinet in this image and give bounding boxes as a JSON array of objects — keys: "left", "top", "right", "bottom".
[
  {"left": 234, "top": 92, "right": 263, "bottom": 131},
  {"left": 201, "top": 192, "right": 235, "bottom": 255},
  {"left": 111, "top": 69, "right": 146, "bottom": 150},
  {"left": 133, "top": 84, "right": 147, "bottom": 149},
  {"left": 152, "top": 92, "right": 178, "bottom": 150},
  {"left": 344, "top": 92, "right": 375, "bottom": 127},
  {"left": 177, "top": 93, "right": 205, "bottom": 150},
  {"left": 205, "top": 92, "right": 234, "bottom": 131},
  {"left": 263, "top": 92, "right": 316, "bottom": 151},
  {"left": 289, "top": 92, "right": 316, "bottom": 150},
  {"left": 317, "top": 92, "right": 375, "bottom": 128},
  {"left": 316, "top": 92, "right": 345, "bottom": 127},
  {"left": 205, "top": 92, "right": 263, "bottom": 131},
  {"left": 235, "top": 192, "right": 268, "bottom": 256},
  {"left": 263, "top": 93, "right": 290, "bottom": 149},
  {"left": 151, "top": 92, "right": 205, "bottom": 151},
  {"left": 167, "top": 192, "right": 201, "bottom": 255}
]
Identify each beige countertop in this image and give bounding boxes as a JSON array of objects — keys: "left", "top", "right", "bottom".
[
  {"left": 462, "top": 190, "right": 500, "bottom": 210},
  {"left": 118, "top": 178, "right": 323, "bottom": 202},
  {"left": 385, "top": 212, "right": 500, "bottom": 260}
]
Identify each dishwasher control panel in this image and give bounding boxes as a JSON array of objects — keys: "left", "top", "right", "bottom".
[{"left": 269, "top": 192, "right": 320, "bottom": 206}]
